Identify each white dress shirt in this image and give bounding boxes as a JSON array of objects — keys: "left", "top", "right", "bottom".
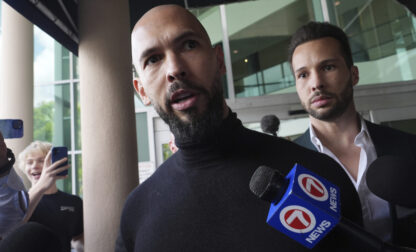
[{"left": 309, "top": 117, "right": 392, "bottom": 241}]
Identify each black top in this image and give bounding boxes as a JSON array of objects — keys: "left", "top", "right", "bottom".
[
  {"left": 30, "top": 190, "right": 83, "bottom": 252},
  {"left": 116, "top": 111, "right": 363, "bottom": 252}
]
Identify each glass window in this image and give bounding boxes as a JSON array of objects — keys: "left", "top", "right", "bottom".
[
  {"left": 34, "top": 26, "right": 55, "bottom": 85},
  {"left": 73, "top": 55, "right": 79, "bottom": 79},
  {"left": 326, "top": 0, "right": 416, "bottom": 84},
  {"left": 54, "top": 43, "right": 70, "bottom": 81},
  {"left": 190, "top": 6, "right": 229, "bottom": 98},
  {"left": 74, "top": 82, "right": 81, "bottom": 150},
  {"left": 225, "top": 0, "right": 320, "bottom": 98},
  {"left": 34, "top": 83, "right": 71, "bottom": 149},
  {"left": 136, "top": 112, "right": 149, "bottom": 162},
  {"left": 75, "top": 154, "right": 83, "bottom": 197}
]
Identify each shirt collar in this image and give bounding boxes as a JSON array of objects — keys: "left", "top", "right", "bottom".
[
  {"left": 309, "top": 121, "right": 323, "bottom": 152},
  {"left": 355, "top": 116, "right": 371, "bottom": 146},
  {"left": 309, "top": 114, "right": 372, "bottom": 150}
]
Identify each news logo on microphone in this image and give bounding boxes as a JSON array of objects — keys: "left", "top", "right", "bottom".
[{"left": 267, "top": 164, "right": 341, "bottom": 248}]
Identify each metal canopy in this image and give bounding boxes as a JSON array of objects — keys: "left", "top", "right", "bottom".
[{"left": 4, "top": 0, "right": 249, "bottom": 56}]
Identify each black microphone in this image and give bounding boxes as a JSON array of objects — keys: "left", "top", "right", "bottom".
[
  {"left": 366, "top": 156, "right": 416, "bottom": 208},
  {"left": 250, "top": 165, "right": 416, "bottom": 252},
  {"left": 366, "top": 156, "right": 416, "bottom": 247},
  {"left": 260, "top": 115, "right": 280, "bottom": 137}
]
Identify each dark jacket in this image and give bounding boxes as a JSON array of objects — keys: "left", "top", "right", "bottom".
[{"left": 295, "top": 120, "right": 416, "bottom": 247}]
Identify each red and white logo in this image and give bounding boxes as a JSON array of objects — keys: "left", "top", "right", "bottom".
[
  {"left": 298, "top": 173, "right": 328, "bottom": 201},
  {"left": 279, "top": 205, "right": 316, "bottom": 233}
]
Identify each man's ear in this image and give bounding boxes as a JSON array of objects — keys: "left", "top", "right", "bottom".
[
  {"left": 214, "top": 45, "right": 226, "bottom": 75},
  {"left": 351, "top": 65, "right": 359, "bottom": 87},
  {"left": 133, "top": 78, "right": 151, "bottom": 105}
]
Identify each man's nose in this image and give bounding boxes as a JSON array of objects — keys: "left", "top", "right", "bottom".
[
  {"left": 166, "top": 53, "right": 187, "bottom": 83},
  {"left": 310, "top": 71, "right": 324, "bottom": 92}
]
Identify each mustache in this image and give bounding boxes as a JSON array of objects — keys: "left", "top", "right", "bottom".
[
  {"left": 309, "top": 90, "right": 334, "bottom": 103},
  {"left": 166, "top": 81, "right": 207, "bottom": 105}
]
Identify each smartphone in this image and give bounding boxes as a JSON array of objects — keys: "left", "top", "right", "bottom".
[
  {"left": 0, "top": 119, "right": 23, "bottom": 139},
  {"left": 51, "top": 146, "right": 68, "bottom": 176}
]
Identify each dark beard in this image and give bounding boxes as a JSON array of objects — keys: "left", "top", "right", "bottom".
[
  {"left": 306, "top": 77, "right": 354, "bottom": 121},
  {"left": 153, "top": 76, "right": 225, "bottom": 143}
]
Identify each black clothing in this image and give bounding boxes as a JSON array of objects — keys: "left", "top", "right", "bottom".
[
  {"left": 295, "top": 120, "right": 416, "bottom": 248},
  {"left": 117, "top": 112, "right": 363, "bottom": 252},
  {"left": 29, "top": 190, "right": 83, "bottom": 252},
  {"left": 0, "top": 149, "right": 15, "bottom": 176},
  {"left": 0, "top": 222, "right": 62, "bottom": 252}
]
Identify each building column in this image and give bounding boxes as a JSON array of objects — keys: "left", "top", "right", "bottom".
[
  {"left": 0, "top": 3, "right": 34, "bottom": 187},
  {"left": 78, "top": 0, "right": 138, "bottom": 251}
]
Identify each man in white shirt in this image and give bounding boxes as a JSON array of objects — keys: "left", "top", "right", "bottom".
[{"left": 289, "top": 21, "right": 416, "bottom": 247}]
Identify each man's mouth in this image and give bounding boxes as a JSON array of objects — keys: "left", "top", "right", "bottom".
[
  {"left": 31, "top": 172, "right": 41, "bottom": 180},
  {"left": 311, "top": 95, "right": 331, "bottom": 107},
  {"left": 170, "top": 90, "right": 198, "bottom": 111}
]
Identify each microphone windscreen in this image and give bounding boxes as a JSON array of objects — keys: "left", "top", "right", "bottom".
[
  {"left": 249, "top": 165, "right": 287, "bottom": 203},
  {"left": 260, "top": 115, "right": 280, "bottom": 135},
  {"left": 0, "top": 222, "right": 62, "bottom": 252},
  {"left": 366, "top": 156, "right": 416, "bottom": 208}
]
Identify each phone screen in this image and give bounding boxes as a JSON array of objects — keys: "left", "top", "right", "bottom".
[
  {"left": 0, "top": 119, "right": 23, "bottom": 139},
  {"left": 51, "top": 146, "right": 68, "bottom": 176}
]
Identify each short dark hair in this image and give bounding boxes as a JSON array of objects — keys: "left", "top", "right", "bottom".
[{"left": 288, "top": 21, "right": 353, "bottom": 68}]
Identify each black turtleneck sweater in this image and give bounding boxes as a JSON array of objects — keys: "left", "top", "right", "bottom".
[{"left": 116, "top": 112, "right": 363, "bottom": 252}]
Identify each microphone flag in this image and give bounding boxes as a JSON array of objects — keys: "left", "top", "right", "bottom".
[{"left": 267, "top": 163, "right": 341, "bottom": 248}]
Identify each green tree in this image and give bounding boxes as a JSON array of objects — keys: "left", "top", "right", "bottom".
[{"left": 34, "top": 101, "right": 54, "bottom": 142}]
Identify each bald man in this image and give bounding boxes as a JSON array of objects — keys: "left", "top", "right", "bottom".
[{"left": 116, "top": 5, "right": 363, "bottom": 252}]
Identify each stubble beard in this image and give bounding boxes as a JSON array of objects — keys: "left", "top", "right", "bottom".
[
  {"left": 153, "top": 73, "right": 225, "bottom": 143},
  {"left": 304, "top": 77, "right": 354, "bottom": 121}
]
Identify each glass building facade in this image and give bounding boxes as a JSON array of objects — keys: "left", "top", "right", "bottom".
[
  {"left": 33, "top": 33, "right": 82, "bottom": 195},
  {"left": 193, "top": 0, "right": 416, "bottom": 98},
  {"left": 1, "top": 0, "right": 415, "bottom": 194}
]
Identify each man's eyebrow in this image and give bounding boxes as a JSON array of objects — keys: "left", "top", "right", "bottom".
[
  {"left": 139, "top": 48, "right": 158, "bottom": 65},
  {"left": 138, "top": 30, "right": 201, "bottom": 65},
  {"left": 294, "top": 58, "right": 341, "bottom": 74},
  {"left": 171, "top": 30, "right": 200, "bottom": 45},
  {"left": 294, "top": 66, "right": 306, "bottom": 74},
  {"left": 319, "top": 58, "right": 340, "bottom": 65}
]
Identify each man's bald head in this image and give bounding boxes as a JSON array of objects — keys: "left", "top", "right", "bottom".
[
  {"left": 129, "top": 4, "right": 227, "bottom": 143},
  {"left": 131, "top": 5, "right": 211, "bottom": 69}
]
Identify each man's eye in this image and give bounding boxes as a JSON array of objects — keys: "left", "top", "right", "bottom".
[
  {"left": 297, "top": 73, "right": 307, "bottom": 79},
  {"left": 184, "top": 40, "right": 197, "bottom": 50},
  {"left": 323, "top": 65, "right": 335, "bottom": 71},
  {"left": 145, "top": 55, "right": 162, "bottom": 66}
]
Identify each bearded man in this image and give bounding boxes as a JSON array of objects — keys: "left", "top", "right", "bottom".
[{"left": 116, "top": 6, "right": 364, "bottom": 252}]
